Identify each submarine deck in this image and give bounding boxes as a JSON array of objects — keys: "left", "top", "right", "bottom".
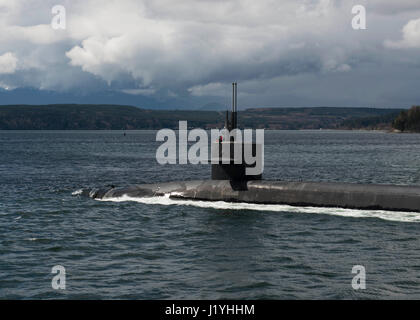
[{"left": 82, "top": 180, "right": 420, "bottom": 212}]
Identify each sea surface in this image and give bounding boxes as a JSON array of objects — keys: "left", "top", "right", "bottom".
[{"left": 1, "top": 130, "right": 420, "bottom": 299}]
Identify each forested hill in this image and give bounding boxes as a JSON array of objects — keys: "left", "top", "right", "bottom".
[
  {"left": 0, "top": 104, "right": 404, "bottom": 130},
  {"left": 0, "top": 105, "right": 221, "bottom": 130},
  {"left": 392, "top": 106, "right": 420, "bottom": 132}
]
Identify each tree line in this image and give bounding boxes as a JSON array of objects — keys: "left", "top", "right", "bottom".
[{"left": 392, "top": 106, "right": 420, "bottom": 132}]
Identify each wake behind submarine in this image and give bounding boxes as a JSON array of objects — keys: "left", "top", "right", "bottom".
[{"left": 81, "top": 83, "right": 420, "bottom": 213}]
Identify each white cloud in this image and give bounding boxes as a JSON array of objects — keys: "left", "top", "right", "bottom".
[
  {"left": 1, "top": 0, "right": 420, "bottom": 107},
  {"left": 63, "top": 0, "right": 347, "bottom": 89},
  {"left": 121, "top": 88, "right": 156, "bottom": 95},
  {"left": 385, "top": 18, "right": 420, "bottom": 49},
  {"left": 0, "top": 52, "right": 18, "bottom": 74},
  {"left": 0, "top": 24, "right": 67, "bottom": 45},
  {"left": 188, "top": 82, "right": 225, "bottom": 97}
]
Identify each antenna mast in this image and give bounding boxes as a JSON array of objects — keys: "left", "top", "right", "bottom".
[{"left": 231, "top": 82, "right": 237, "bottom": 130}]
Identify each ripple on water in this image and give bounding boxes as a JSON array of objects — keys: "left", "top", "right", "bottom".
[{"left": 3, "top": 131, "right": 420, "bottom": 299}]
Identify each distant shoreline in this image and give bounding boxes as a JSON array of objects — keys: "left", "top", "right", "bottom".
[
  {"left": 0, "top": 129, "right": 396, "bottom": 132},
  {"left": 0, "top": 104, "right": 403, "bottom": 130}
]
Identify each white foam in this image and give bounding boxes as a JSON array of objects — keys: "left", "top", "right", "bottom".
[
  {"left": 97, "top": 194, "right": 420, "bottom": 223},
  {"left": 72, "top": 189, "right": 83, "bottom": 195}
]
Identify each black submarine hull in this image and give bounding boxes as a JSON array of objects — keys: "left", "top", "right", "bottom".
[{"left": 82, "top": 180, "right": 420, "bottom": 212}]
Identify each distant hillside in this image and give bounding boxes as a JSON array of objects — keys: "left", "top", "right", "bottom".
[
  {"left": 392, "top": 106, "right": 420, "bottom": 132},
  {"left": 239, "top": 107, "right": 403, "bottom": 130},
  {"left": 0, "top": 105, "right": 222, "bottom": 130},
  {"left": 338, "top": 111, "right": 402, "bottom": 130},
  {"left": 0, "top": 104, "right": 405, "bottom": 130}
]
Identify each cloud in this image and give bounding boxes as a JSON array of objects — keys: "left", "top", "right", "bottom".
[
  {"left": 0, "top": 52, "right": 18, "bottom": 74},
  {"left": 188, "top": 82, "right": 225, "bottom": 97},
  {"left": 367, "top": 0, "right": 420, "bottom": 15},
  {"left": 385, "top": 18, "right": 420, "bottom": 48},
  {"left": 121, "top": 88, "right": 156, "bottom": 95},
  {"left": 64, "top": 0, "right": 347, "bottom": 89},
  {"left": 1, "top": 0, "right": 420, "bottom": 107}
]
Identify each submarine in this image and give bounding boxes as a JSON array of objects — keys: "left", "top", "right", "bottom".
[{"left": 81, "top": 83, "right": 420, "bottom": 213}]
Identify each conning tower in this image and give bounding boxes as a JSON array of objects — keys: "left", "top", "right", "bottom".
[{"left": 211, "top": 83, "right": 262, "bottom": 181}]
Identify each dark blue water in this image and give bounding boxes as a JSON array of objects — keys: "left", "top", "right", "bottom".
[{"left": 1, "top": 130, "right": 420, "bottom": 299}]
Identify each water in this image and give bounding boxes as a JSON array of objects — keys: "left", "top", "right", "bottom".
[{"left": 1, "top": 130, "right": 420, "bottom": 299}]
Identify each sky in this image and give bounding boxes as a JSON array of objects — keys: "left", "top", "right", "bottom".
[{"left": 0, "top": 0, "right": 420, "bottom": 109}]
